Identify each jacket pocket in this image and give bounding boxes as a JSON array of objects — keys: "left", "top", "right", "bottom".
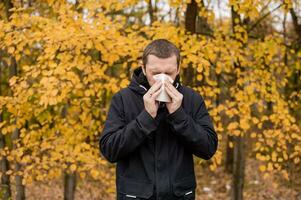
[
  {"left": 118, "top": 175, "right": 154, "bottom": 199},
  {"left": 172, "top": 174, "right": 196, "bottom": 199}
]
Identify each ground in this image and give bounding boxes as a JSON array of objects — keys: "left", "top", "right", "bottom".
[{"left": 12, "top": 158, "right": 299, "bottom": 200}]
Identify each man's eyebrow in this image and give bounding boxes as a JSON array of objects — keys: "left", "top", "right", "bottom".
[{"left": 153, "top": 70, "right": 173, "bottom": 73}]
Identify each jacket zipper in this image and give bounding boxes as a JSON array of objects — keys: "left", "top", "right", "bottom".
[
  {"left": 154, "top": 133, "right": 157, "bottom": 199},
  {"left": 139, "top": 83, "right": 172, "bottom": 199}
]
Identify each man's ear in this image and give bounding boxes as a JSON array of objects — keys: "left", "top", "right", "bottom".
[
  {"left": 177, "top": 66, "right": 180, "bottom": 75},
  {"left": 142, "top": 65, "right": 146, "bottom": 75}
]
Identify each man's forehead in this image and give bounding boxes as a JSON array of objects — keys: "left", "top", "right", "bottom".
[
  {"left": 148, "top": 65, "right": 176, "bottom": 72},
  {"left": 147, "top": 55, "right": 177, "bottom": 71},
  {"left": 148, "top": 54, "right": 176, "bottom": 63}
]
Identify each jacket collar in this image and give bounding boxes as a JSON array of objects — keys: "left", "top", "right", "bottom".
[{"left": 128, "top": 66, "right": 181, "bottom": 96}]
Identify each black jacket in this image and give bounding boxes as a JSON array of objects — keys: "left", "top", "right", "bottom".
[{"left": 99, "top": 66, "right": 218, "bottom": 200}]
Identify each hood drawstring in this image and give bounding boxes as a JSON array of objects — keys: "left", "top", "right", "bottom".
[{"left": 139, "top": 85, "right": 147, "bottom": 91}]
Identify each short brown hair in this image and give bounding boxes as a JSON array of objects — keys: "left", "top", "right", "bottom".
[{"left": 142, "top": 39, "right": 181, "bottom": 69}]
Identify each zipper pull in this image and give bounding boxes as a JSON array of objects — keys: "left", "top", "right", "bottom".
[
  {"left": 185, "top": 191, "right": 193, "bottom": 195},
  {"left": 125, "top": 194, "right": 137, "bottom": 198}
]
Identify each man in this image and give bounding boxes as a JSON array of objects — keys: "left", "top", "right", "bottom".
[{"left": 99, "top": 39, "right": 218, "bottom": 200}]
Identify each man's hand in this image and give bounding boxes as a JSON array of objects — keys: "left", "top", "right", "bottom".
[
  {"left": 164, "top": 80, "right": 183, "bottom": 114},
  {"left": 143, "top": 80, "right": 163, "bottom": 118}
]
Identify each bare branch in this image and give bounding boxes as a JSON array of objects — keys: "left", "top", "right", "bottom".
[{"left": 247, "top": 3, "right": 283, "bottom": 33}]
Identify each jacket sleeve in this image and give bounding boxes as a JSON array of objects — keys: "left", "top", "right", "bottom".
[
  {"left": 166, "top": 92, "right": 218, "bottom": 160},
  {"left": 99, "top": 92, "right": 159, "bottom": 163}
]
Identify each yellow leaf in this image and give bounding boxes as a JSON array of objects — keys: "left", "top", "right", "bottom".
[
  {"left": 9, "top": 76, "right": 18, "bottom": 86},
  {"left": 91, "top": 169, "right": 99, "bottom": 179},
  {"left": 263, "top": 172, "right": 269, "bottom": 179},
  {"left": 252, "top": 117, "right": 259, "bottom": 124},
  {"left": 240, "top": 119, "right": 250, "bottom": 130},
  {"left": 209, "top": 164, "right": 216, "bottom": 171},
  {"left": 283, "top": 152, "right": 288, "bottom": 160},
  {"left": 51, "top": 89, "right": 58, "bottom": 96},
  {"left": 227, "top": 122, "right": 238, "bottom": 130},
  {"left": 80, "top": 172, "right": 86, "bottom": 179},
  {"left": 271, "top": 152, "right": 277, "bottom": 162},
  {"left": 70, "top": 164, "right": 77, "bottom": 172},
  {"left": 250, "top": 132, "right": 256, "bottom": 138},
  {"left": 86, "top": 40, "right": 93, "bottom": 49},
  {"left": 294, "top": 157, "right": 300, "bottom": 164},
  {"left": 282, "top": 170, "right": 289, "bottom": 180},
  {"left": 233, "top": 130, "right": 241, "bottom": 136},
  {"left": 259, "top": 165, "right": 266, "bottom": 172},
  {"left": 6, "top": 170, "right": 13, "bottom": 175},
  {"left": 257, "top": 122, "right": 262, "bottom": 129},
  {"left": 24, "top": 48, "right": 31, "bottom": 55},
  {"left": 197, "top": 74, "right": 203, "bottom": 81},
  {"left": 16, "top": 53, "right": 21, "bottom": 61},
  {"left": 84, "top": 90, "right": 91, "bottom": 97},
  {"left": 8, "top": 46, "right": 15, "bottom": 54},
  {"left": 267, "top": 162, "right": 273, "bottom": 171},
  {"left": 197, "top": 65, "right": 203, "bottom": 72}
]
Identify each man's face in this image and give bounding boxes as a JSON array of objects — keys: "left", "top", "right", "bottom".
[{"left": 142, "top": 54, "right": 180, "bottom": 86}]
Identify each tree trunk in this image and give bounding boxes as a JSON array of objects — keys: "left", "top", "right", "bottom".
[
  {"left": 4, "top": 0, "right": 13, "bottom": 21},
  {"left": 64, "top": 171, "right": 77, "bottom": 200},
  {"left": 4, "top": 0, "right": 25, "bottom": 199},
  {"left": 0, "top": 60, "right": 12, "bottom": 199},
  {"left": 148, "top": 0, "right": 155, "bottom": 25},
  {"left": 183, "top": 0, "right": 198, "bottom": 86},
  {"left": 288, "top": 8, "right": 301, "bottom": 120},
  {"left": 225, "top": 135, "right": 234, "bottom": 173},
  {"left": 289, "top": 8, "right": 301, "bottom": 50},
  {"left": 185, "top": 0, "right": 197, "bottom": 33},
  {"left": 231, "top": 133, "right": 246, "bottom": 200},
  {"left": 195, "top": 0, "right": 213, "bottom": 35},
  {"left": 61, "top": 104, "right": 77, "bottom": 200},
  {"left": 9, "top": 57, "right": 26, "bottom": 200},
  {"left": 230, "top": 6, "right": 246, "bottom": 200}
]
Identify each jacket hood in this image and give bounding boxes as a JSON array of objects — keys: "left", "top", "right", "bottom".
[{"left": 128, "top": 66, "right": 181, "bottom": 96}]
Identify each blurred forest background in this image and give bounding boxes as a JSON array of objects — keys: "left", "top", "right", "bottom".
[{"left": 0, "top": 0, "right": 301, "bottom": 199}]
